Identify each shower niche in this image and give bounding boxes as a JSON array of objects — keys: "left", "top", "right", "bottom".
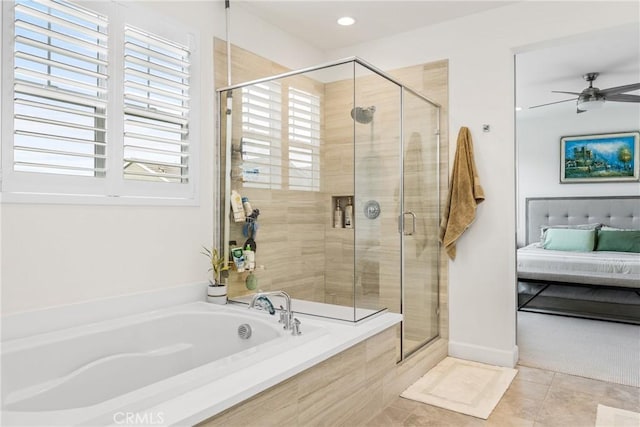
[
  {"left": 218, "top": 57, "right": 441, "bottom": 359},
  {"left": 331, "top": 195, "right": 354, "bottom": 229}
]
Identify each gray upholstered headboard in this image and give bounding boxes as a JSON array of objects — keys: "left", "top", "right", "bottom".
[{"left": 526, "top": 196, "right": 640, "bottom": 245}]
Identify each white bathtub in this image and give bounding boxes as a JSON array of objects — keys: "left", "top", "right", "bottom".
[{"left": 1, "top": 296, "right": 401, "bottom": 426}]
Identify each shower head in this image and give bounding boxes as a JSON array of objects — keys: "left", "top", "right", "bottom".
[{"left": 351, "top": 106, "right": 376, "bottom": 124}]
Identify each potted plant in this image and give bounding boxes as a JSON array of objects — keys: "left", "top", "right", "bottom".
[{"left": 201, "top": 246, "right": 229, "bottom": 304}]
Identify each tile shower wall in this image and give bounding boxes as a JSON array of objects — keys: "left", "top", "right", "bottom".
[
  {"left": 323, "top": 74, "right": 402, "bottom": 314},
  {"left": 215, "top": 40, "right": 328, "bottom": 301},
  {"left": 322, "top": 60, "right": 449, "bottom": 341},
  {"left": 215, "top": 40, "right": 449, "bottom": 342}
]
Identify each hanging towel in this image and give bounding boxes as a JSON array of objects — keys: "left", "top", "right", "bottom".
[{"left": 439, "top": 127, "right": 485, "bottom": 260}]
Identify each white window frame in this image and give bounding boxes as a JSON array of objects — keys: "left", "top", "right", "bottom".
[
  {"left": 241, "top": 81, "right": 282, "bottom": 190},
  {"left": 238, "top": 83, "right": 322, "bottom": 192},
  {"left": 0, "top": 0, "right": 200, "bottom": 205},
  {"left": 288, "top": 87, "right": 320, "bottom": 192}
]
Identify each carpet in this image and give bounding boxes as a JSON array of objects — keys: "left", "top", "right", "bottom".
[
  {"left": 596, "top": 404, "right": 640, "bottom": 427},
  {"left": 518, "top": 311, "right": 640, "bottom": 387},
  {"left": 400, "top": 357, "right": 517, "bottom": 419}
]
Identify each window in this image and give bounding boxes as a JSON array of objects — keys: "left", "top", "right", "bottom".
[
  {"left": 288, "top": 88, "right": 320, "bottom": 191},
  {"left": 13, "top": 0, "right": 108, "bottom": 177},
  {"left": 2, "top": 0, "right": 196, "bottom": 203},
  {"left": 239, "top": 84, "right": 321, "bottom": 192},
  {"left": 241, "top": 82, "right": 282, "bottom": 189},
  {"left": 123, "top": 26, "right": 190, "bottom": 184}
]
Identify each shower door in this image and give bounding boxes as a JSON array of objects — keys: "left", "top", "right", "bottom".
[
  {"left": 401, "top": 88, "right": 440, "bottom": 358},
  {"left": 352, "top": 63, "right": 440, "bottom": 360}
]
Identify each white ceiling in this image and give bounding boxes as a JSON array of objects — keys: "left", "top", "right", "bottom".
[
  {"left": 236, "top": 1, "right": 514, "bottom": 51},
  {"left": 516, "top": 24, "right": 640, "bottom": 117},
  {"left": 234, "top": 1, "right": 639, "bottom": 117}
]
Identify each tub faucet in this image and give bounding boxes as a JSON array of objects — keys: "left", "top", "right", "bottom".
[
  {"left": 250, "top": 295, "right": 276, "bottom": 315},
  {"left": 249, "top": 291, "right": 293, "bottom": 330}
]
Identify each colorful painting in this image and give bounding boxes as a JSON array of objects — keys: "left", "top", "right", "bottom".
[{"left": 560, "top": 132, "right": 640, "bottom": 183}]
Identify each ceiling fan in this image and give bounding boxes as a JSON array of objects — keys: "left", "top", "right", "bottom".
[{"left": 530, "top": 72, "right": 640, "bottom": 113}]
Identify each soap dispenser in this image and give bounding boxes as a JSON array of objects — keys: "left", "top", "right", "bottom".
[
  {"left": 244, "top": 244, "right": 255, "bottom": 270},
  {"left": 334, "top": 200, "right": 343, "bottom": 228},
  {"left": 344, "top": 197, "right": 353, "bottom": 229}
]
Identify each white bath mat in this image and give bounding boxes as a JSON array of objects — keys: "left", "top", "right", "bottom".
[
  {"left": 400, "top": 357, "right": 517, "bottom": 419},
  {"left": 596, "top": 404, "right": 640, "bottom": 427}
]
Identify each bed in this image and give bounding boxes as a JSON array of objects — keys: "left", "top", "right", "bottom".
[
  {"left": 518, "top": 196, "right": 640, "bottom": 288},
  {"left": 517, "top": 196, "right": 640, "bottom": 323}
]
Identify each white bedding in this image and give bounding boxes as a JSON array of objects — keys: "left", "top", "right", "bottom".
[{"left": 517, "top": 243, "right": 640, "bottom": 288}]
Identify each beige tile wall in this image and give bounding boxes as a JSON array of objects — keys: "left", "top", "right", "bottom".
[
  {"left": 198, "top": 327, "right": 448, "bottom": 427},
  {"left": 323, "top": 73, "right": 402, "bottom": 316},
  {"left": 215, "top": 40, "right": 449, "bottom": 342},
  {"left": 216, "top": 40, "right": 328, "bottom": 302}
]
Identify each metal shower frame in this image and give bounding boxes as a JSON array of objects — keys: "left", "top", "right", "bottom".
[{"left": 216, "top": 56, "right": 442, "bottom": 361}]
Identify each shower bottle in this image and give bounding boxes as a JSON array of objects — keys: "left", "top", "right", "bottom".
[
  {"left": 334, "top": 200, "right": 343, "bottom": 228},
  {"left": 344, "top": 197, "right": 353, "bottom": 229}
]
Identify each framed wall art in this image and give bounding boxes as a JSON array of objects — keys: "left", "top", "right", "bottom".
[{"left": 560, "top": 131, "right": 639, "bottom": 183}]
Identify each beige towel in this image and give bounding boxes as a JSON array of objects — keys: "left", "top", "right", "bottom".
[{"left": 439, "top": 127, "right": 485, "bottom": 260}]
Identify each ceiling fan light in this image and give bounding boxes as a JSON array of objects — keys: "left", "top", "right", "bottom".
[{"left": 578, "top": 98, "right": 605, "bottom": 111}]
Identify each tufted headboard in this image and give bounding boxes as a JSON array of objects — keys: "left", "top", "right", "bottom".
[{"left": 526, "top": 196, "right": 640, "bottom": 245}]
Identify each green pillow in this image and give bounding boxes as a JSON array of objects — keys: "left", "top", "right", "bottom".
[
  {"left": 542, "top": 228, "right": 596, "bottom": 252},
  {"left": 596, "top": 230, "right": 640, "bottom": 253}
]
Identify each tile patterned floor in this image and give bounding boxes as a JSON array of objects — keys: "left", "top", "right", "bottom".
[{"left": 365, "top": 365, "right": 640, "bottom": 426}]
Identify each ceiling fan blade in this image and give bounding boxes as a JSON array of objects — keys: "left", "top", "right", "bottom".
[
  {"left": 551, "top": 91, "right": 581, "bottom": 96},
  {"left": 600, "top": 82, "right": 640, "bottom": 96},
  {"left": 529, "top": 98, "right": 577, "bottom": 109},
  {"left": 604, "top": 93, "right": 640, "bottom": 103}
]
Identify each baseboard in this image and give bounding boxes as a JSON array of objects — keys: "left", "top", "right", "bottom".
[{"left": 449, "top": 340, "right": 519, "bottom": 368}]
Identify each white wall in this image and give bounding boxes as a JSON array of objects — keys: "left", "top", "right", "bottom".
[
  {"left": 228, "top": 3, "right": 327, "bottom": 78},
  {"left": 0, "top": 1, "right": 325, "bottom": 315},
  {"left": 0, "top": 1, "right": 216, "bottom": 314},
  {"left": 517, "top": 104, "right": 640, "bottom": 246},
  {"left": 328, "top": 1, "right": 639, "bottom": 367}
]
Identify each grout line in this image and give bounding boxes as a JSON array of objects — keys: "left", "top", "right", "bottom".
[{"left": 532, "top": 371, "right": 555, "bottom": 423}]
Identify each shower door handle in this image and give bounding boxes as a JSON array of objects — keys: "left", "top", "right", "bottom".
[{"left": 402, "top": 211, "right": 416, "bottom": 236}]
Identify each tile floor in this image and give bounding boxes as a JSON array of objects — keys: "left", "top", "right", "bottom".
[{"left": 366, "top": 365, "right": 640, "bottom": 426}]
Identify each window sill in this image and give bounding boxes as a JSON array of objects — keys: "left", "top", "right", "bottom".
[{"left": 0, "top": 191, "right": 200, "bottom": 207}]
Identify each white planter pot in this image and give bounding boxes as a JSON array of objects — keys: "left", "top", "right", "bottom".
[{"left": 207, "top": 282, "right": 228, "bottom": 305}]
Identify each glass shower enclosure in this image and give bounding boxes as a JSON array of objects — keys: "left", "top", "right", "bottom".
[{"left": 218, "top": 57, "right": 440, "bottom": 359}]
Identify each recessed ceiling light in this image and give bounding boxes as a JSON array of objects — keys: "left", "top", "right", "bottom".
[
  {"left": 515, "top": 106, "right": 522, "bottom": 111},
  {"left": 337, "top": 16, "right": 355, "bottom": 26}
]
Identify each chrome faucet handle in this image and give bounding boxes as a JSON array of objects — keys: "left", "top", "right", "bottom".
[
  {"left": 291, "top": 318, "right": 301, "bottom": 336},
  {"left": 278, "top": 305, "right": 286, "bottom": 324}
]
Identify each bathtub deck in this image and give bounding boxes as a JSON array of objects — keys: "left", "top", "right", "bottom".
[{"left": 2, "top": 293, "right": 401, "bottom": 426}]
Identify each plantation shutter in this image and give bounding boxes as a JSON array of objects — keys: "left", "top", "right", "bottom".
[
  {"left": 288, "top": 88, "right": 320, "bottom": 191},
  {"left": 241, "top": 82, "right": 282, "bottom": 189},
  {"left": 123, "top": 26, "right": 190, "bottom": 183},
  {"left": 13, "top": 0, "right": 108, "bottom": 177}
]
